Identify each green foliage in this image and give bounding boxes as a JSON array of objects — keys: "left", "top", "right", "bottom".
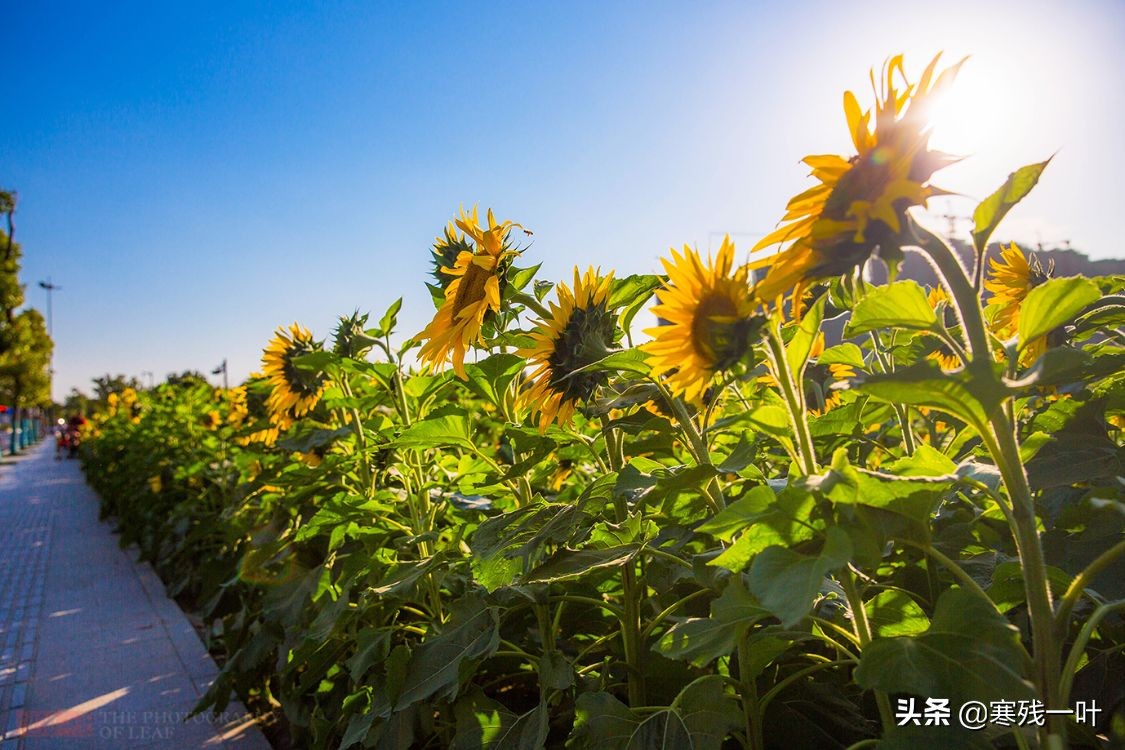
[
  {"left": 972, "top": 158, "right": 1053, "bottom": 254},
  {"left": 78, "top": 233, "right": 1124, "bottom": 748}
]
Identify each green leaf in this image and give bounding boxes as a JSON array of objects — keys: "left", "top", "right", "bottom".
[
  {"left": 1011, "top": 346, "right": 1125, "bottom": 389},
  {"left": 451, "top": 693, "right": 549, "bottom": 750},
  {"left": 395, "top": 594, "right": 499, "bottom": 709},
  {"left": 464, "top": 353, "right": 526, "bottom": 407},
  {"left": 845, "top": 281, "right": 936, "bottom": 336},
  {"left": 290, "top": 350, "right": 338, "bottom": 373},
  {"left": 716, "top": 433, "right": 758, "bottom": 473},
  {"left": 847, "top": 360, "right": 1008, "bottom": 433},
  {"left": 866, "top": 590, "right": 929, "bottom": 637},
  {"left": 817, "top": 342, "right": 865, "bottom": 369},
  {"left": 673, "top": 676, "right": 743, "bottom": 750},
  {"left": 786, "top": 295, "right": 827, "bottom": 375},
  {"left": 1017, "top": 276, "right": 1100, "bottom": 350},
  {"left": 855, "top": 588, "right": 1034, "bottom": 705},
  {"left": 394, "top": 413, "right": 474, "bottom": 451},
  {"left": 567, "top": 692, "right": 637, "bottom": 749},
  {"left": 576, "top": 348, "right": 651, "bottom": 377},
  {"left": 710, "top": 488, "right": 819, "bottom": 572},
  {"left": 609, "top": 274, "right": 663, "bottom": 333},
  {"left": 747, "top": 527, "right": 852, "bottom": 627},
  {"left": 566, "top": 679, "right": 740, "bottom": 750},
  {"left": 524, "top": 545, "right": 640, "bottom": 583},
  {"left": 697, "top": 485, "right": 775, "bottom": 541},
  {"left": 987, "top": 561, "right": 1072, "bottom": 614},
  {"left": 376, "top": 297, "right": 403, "bottom": 336},
  {"left": 655, "top": 578, "right": 770, "bottom": 667},
  {"left": 972, "top": 157, "right": 1052, "bottom": 253},
  {"left": 539, "top": 651, "right": 575, "bottom": 691},
  {"left": 508, "top": 263, "right": 542, "bottom": 294}
]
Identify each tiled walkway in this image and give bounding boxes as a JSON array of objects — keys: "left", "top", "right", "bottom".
[{"left": 0, "top": 442, "right": 270, "bottom": 749}]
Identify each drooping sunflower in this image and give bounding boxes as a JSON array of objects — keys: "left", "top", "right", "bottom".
[
  {"left": 262, "top": 323, "right": 327, "bottom": 419},
  {"left": 417, "top": 207, "right": 521, "bottom": 378},
  {"left": 518, "top": 267, "right": 617, "bottom": 431},
  {"left": 751, "top": 53, "right": 963, "bottom": 302},
  {"left": 643, "top": 236, "right": 760, "bottom": 403},
  {"left": 984, "top": 242, "right": 1052, "bottom": 361}
]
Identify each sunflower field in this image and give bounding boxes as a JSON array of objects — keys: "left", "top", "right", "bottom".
[{"left": 81, "top": 54, "right": 1124, "bottom": 749}]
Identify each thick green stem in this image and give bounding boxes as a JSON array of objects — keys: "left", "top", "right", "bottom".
[
  {"left": 910, "top": 222, "right": 991, "bottom": 361},
  {"left": 983, "top": 421, "right": 1063, "bottom": 740},
  {"left": 603, "top": 423, "right": 646, "bottom": 707},
  {"left": 737, "top": 636, "right": 765, "bottom": 750},
  {"left": 764, "top": 324, "right": 818, "bottom": 474},
  {"left": 621, "top": 563, "right": 646, "bottom": 707},
  {"left": 841, "top": 569, "right": 893, "bottom": 731},
  {"left": 913, "top": 218, "right": 1064, "bottom": 745}
]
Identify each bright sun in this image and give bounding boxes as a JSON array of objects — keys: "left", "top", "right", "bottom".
[{"left": 925, "top": 56, "right": 1026, "bottom": 157}]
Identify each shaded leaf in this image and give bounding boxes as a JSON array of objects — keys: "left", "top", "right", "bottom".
[
  {"left": 747, "top": 527, "right": 852, "bottom": 627},
  {"left": 855, "top": 588, "right": 1034, "bottom": 705}
]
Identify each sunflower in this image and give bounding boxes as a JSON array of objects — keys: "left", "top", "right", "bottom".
[
  {"left": 643, "top": 236, "right": 760, "bottom": 403},
  {"left": 418, "top": 207, "right": 521, "bottom": 378},
  {"left": 262, "top": 323, "right": 327, "bottom": 419},
  {"left": 227, "top": 386, "right": 249, "bottom": 426},
  {"left": 518, "top": 267, "right": 617, "bottom": 431},
  {"left": 202, "top": 410, "right": 222, "bottom": 431},
  {"left": 925, "top": 285, "right": 962, "bottom": 369},
  {"left": 751, "top": 53, "right": 963, "bottom": 302},
  {"left": 429, "top": 219, "right": 476, "bottom": 290},
  {"left": 984, "top": 242, "right": 1052, "bottom": 361}
]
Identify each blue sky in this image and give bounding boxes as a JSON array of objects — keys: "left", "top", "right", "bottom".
[{"left": 4, "top": 0, "right": 1123, "bottom": 400}]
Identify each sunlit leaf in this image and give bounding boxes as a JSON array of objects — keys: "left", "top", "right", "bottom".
[
  {"left": 846, "top": 281, "right": 936, "bottom": 336},
  {"left": 1017, "top": 276, "right": 1099, "bottom": 350},
  {"left": 972, "top": 157, "right": 1052, "bottom": 253}
]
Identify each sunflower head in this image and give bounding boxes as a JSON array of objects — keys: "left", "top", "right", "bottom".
[
  {"left": 202, "top": 410, "right": 222, "bottom": 431},
  {"left": 518, "top": 267, "right": 618, "bottom": 431},
  {"left": 751, "top": 53, "right": 963, "bottom": 302},
  {"left": 984, "top": 242, "right": 1052, "bottom": 336},
  {"left": 417, "top": 207, "right": 523, "bottom": 378},
  {"left": 333, "top": 310, "right": 377, "bottom": 360},
  {"left": 644, "top": 237, "right": 763, "bottom": 403},
  {"left": 262, "top": 323, "right": 327, "bottom": 419},
  {"left": 984, "top": 243, "right": 1053, "bottom": 364},
  {"left": 430, "top": 220, "right": 477, "bottom": 290}
]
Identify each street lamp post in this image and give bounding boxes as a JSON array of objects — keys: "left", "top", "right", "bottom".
[
  {"left": 38, "top": 279, "right": 60, "bottom": 416},
  {"left": 212, "top": 359, "right": 228, "bottom": 390},
  {"left": 37, "top": 278, "right": 60, "bottom": 338}
]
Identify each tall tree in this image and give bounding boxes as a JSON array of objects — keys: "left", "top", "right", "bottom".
[
  {"left": 0, "top": 188, "right": 55, "bottom": 452},
  {"left": 0, "top": 190, "right": 25, "bottom": 346}
]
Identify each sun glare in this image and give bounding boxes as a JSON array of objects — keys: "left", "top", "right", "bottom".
[{"left": 926, "top": 56, "right": 1026, "bottom": 157}]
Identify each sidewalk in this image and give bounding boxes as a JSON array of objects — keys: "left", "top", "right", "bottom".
[{"left": 0, "top": 442, "right": 271, "bottom": 749}]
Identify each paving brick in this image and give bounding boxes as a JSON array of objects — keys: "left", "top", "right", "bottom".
[{"left": 0, "top": 444, "right": 271, "bottom": 750}]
